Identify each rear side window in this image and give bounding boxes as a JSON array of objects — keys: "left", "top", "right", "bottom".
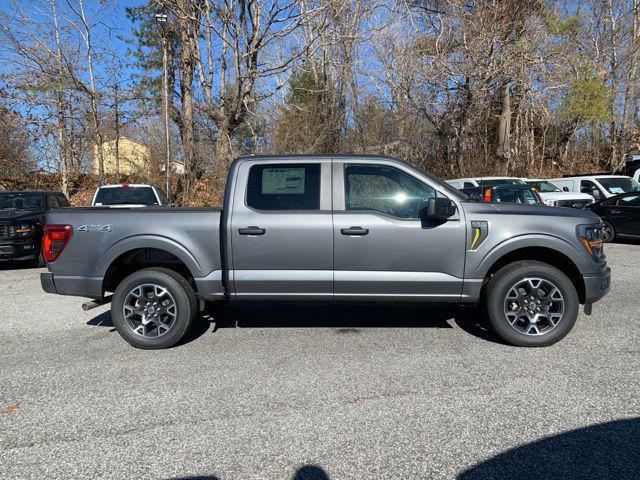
[
  {"left": 57, "top": 194, "right": 70, "bottom": 207},
  {"left": 246, "top": 164, "right": 320, "bottom": 210},
  {"left": 46, "top": 194, "right": 61, "bottom": 210},
  {"left": 94, "top": 187, "right": 159, "bottom": 205}
]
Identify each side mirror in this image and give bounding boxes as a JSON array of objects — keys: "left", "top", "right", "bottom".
[
  {"left": 563, "top": 187, "right": 569, "bottom": 192},
  {"left": 421, "top": 197, "right": 456, "bottom": 221}
]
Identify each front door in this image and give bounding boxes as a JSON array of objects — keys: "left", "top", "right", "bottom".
[
  {"left": 612, "top": 193, "right": 640, "bottom": 236},
  {"left": 332, "top": 160, "right": 466, "bottom": 302},
  {"left": 229, "top": 160, "right": 333, "bottom": 300}
]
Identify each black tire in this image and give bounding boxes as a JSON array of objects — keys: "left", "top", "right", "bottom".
[
  {"left": 484, "top": 261, "right": 579, "bottom": 347},
  {"left": 30, "top": 251, "right": 45, "bottom": 268},
  {"left": 111, "top": 268, "right": 197, "bottom": 349},
  {"left": 601, "top": 220, "right": 616, "bottom": 243}
]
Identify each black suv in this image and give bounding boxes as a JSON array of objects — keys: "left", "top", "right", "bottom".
[{"left": 0, "top": 190, "right": 70, "bottom": 266}]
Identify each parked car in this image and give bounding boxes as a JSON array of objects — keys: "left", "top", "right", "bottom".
[
  {"left": 446, "top": 176, "right": 525, "bottom": 189},
  {"left": 549, "top": 174, "right": 640, "bottom": 202},
  {"left": 588, "top": 192, "right": 640, "bottom": 242},
  {"left": 91, "top": 184, "right": 169, "bottom": 207},
  {"left": 41, "top": 154, "right": 610, "bottom": 349},
  {"left": 622, "top": 151, "right": 640, "bottom": 181},
  {"left": 522, "top": 179, "right": 593, "bottom": 208},
  {"left": 0, "top": 190, "right": 69, "bottom": 266},
  {"left": 461, "top": 184, "right": 543, "bottom": 205}
]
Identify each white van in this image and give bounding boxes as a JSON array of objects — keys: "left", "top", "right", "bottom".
[{"left": 549, "top": 175, "right": 640, "bottom": 202}]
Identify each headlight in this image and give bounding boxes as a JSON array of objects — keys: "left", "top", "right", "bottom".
[
  {"left": 15, "top": 224, "right": 34, "bottom": 236},
  {"left": 578, "top": 224, "right": 604, "bottom": 258}
]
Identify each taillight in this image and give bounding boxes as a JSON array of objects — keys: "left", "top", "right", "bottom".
[{"left": 42, "top": 224, "right": 72, "bottom": 262}]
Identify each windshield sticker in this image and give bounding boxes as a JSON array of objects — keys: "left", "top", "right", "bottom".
[{"left": 609, "top": 187, "right": 625, "bottom": 194}]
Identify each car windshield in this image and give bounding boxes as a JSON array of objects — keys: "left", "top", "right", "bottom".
[
  {"left": 0, "top": 192, "right": 45, "bottom": 212},
  {"left": 598, "top": 177, "right": 640, "bottom": 194},
  {"left": 493, "top": 186, "right": 541, "bottom": 205},
  {"left": 476, "top": 178, "right": 525, "bottom": 188},
  {"left": 94, "top": 186, "right": 158, "bottom": 205},
  {"left": 526, "top": 181, "right": 561, "bottom": 192}
]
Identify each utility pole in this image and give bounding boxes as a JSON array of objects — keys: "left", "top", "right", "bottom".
[{"left": 155, "top": 12, "right": 171, "bottom": 201}]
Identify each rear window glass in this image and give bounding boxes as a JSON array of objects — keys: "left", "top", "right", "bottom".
[
  {"left": 94, "top": 187, "right": 158, "bottom": 205},
  {"left": 246, "top": 164, "right": 320, "bottom": 210}
]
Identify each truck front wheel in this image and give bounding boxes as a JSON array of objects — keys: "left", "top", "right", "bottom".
[
  {"left": 484, "top": 261, "right": 579, "bottom": 347},
  {"left": 111, "top": 268, "right": 197, "bottom": 349}
]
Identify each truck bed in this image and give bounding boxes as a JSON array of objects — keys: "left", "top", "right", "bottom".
[{"left": 44, "top": 207, "right": 224, "bottom": 300}]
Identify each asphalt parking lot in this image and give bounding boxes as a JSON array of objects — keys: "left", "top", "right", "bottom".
[{"left": 1, "top": 244, "right": 639, "bottom": 480}]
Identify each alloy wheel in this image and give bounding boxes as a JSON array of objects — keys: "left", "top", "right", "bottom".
[
  {"left": 122, "top": 283, "right": 177, "bottom": 338},
  {"left": 503, "top": 277, "right": 565, "bottom": 336}
]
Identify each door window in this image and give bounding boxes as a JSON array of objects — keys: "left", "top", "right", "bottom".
[
  {"left": 618, "top": 194, "right": 640, "bottom": 206},
  {"left": 46, "top": 194, "right": 61, "bottom": 210},
  {"left": 57, "top": 194, "right": 70, "bottom": 207},
  {"left": 581, "top": 180, "right": 602, "bottom": 200},
  {"left": 247, "top": 163, "right": 320, "bottom": 210},
  {"left": 344, "top": 164, "right": 436, "bottom": 219}
]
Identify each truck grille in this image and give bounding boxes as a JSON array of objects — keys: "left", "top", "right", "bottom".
[
  {"left": 0, "top": 225, "right": 17, "bottom": 239},
  {"left": 556, "top": 199, "right": 592, "bottom": 208}
]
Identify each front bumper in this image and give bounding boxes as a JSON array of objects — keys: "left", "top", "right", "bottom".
[
  {"left": 0, "top": 241, "right": 38, "bottom": 261},
  {"left": 583, "top": 266, "right": 611, "bottom": 304}
]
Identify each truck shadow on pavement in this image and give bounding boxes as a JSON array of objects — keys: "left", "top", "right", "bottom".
[
  {"left": 458, "top": 417, "right": 640, "bottom": 480},
  {"left": 86, "top": 303, "right": 497, "bottom": 346}
]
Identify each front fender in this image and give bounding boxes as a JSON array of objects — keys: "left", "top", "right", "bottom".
[{"left": 473, "top": 233, "right": 586, "bottom": 278}]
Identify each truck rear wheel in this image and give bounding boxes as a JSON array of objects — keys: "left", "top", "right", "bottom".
[
  {"left": 484, "top": 261, "right": 579, "bottom": 347},
  {"left": 111, "top": 268, "right": 197, "bottom": 349}
]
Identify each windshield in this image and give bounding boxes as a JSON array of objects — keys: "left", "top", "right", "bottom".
[
  {"left": 493, "top": 186, "right": 541, "bottom": 205},
  {"left": 597, "top": 177, "right": 640, "bottom": 194},
  {"left": 94, "top": 187, "right": 159, "bottom": 205},
  {"left": 0, "top": 192, "right": 45, "bottom": 212},
  {"left": 525, "top": 181, "right": 561, "bottom": 193},
  {"left": 476, "top": 178, "right": 525, "bottom": 188}
]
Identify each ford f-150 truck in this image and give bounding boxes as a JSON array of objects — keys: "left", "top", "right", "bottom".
[{"left": 40, "top": 154, "right": 611, "bottom": 349}]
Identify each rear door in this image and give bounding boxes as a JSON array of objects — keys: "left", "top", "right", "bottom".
[
  {"left": 228, "top": 159, "right": 333, "bottom": 299},
  {"left": 332, "top": 159, "right": 466, "bottom": 301}
]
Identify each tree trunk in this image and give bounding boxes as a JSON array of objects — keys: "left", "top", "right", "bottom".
[{"left": 497, "top": 82, "right": 512, "bottom": 173}]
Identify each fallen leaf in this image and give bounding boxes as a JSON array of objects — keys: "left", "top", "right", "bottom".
[{"left": 0, "top": 402, "right": 19, "bottom": 414}]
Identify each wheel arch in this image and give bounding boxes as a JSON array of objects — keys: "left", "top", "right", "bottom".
[
  {"left": 482, "top": 246, "right": 586, "bottom": 304},
  {"left": 99, "top": 237, "right": 201, "bottom": 296}
]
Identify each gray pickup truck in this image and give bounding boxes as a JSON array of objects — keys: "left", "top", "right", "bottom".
[{"left": 41, "top": 154, "right": 610, "bottom": 349}]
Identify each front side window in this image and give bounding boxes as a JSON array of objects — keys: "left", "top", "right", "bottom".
[
  {"left": 581, "top": 180, "right": 603, "bottom": 199},
  {"left": 345, "top": 164, "right": 436, "bottom": 219},
  {"left": 247, "top": 163, "right": 320, "bottom": 210},
  {"left": 618, "top": 194, "right": 640, "bottom": 206}
]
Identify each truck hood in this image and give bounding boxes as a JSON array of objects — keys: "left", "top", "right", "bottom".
[
  {"left": 462, "top": 201, "right": 601, "bottom": 223},
  {"left": 536, "top": 191, "right": 594, "bottom": 202}
]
